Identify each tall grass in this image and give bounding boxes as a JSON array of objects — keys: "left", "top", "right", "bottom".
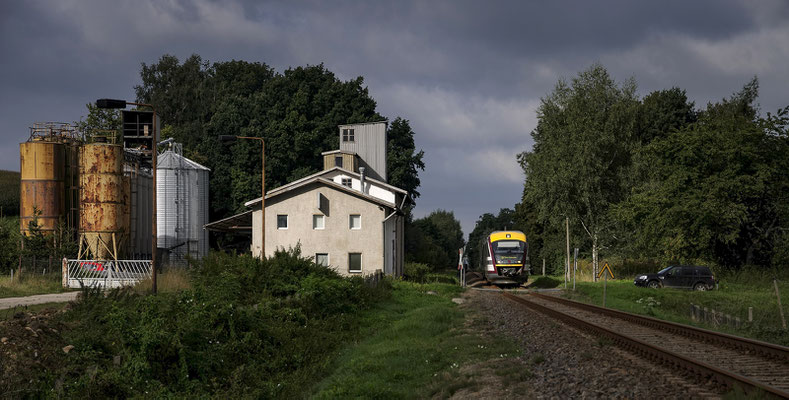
[
  {"left": 564, "top": 278, "right": 789, "bottom": 346},
  {"left": 131, "top": 267, "right": 192, "bottom": 293},
  {"left": 0, "top": 270, "right": 67, "bottom": 298}
]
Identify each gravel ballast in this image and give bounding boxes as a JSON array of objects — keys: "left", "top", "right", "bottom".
[{"left": 460, "top": 289, "right": 723, "bottom": 399}]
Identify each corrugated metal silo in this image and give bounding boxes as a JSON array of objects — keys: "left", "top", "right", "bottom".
[
  {"left": 157, "top": 146, "right": 210, "bottom": 266},
  {"left": 79, "top": 138, "right": 127, "bottom": 260}
]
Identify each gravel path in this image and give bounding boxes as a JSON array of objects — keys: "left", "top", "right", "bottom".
[
  {"left": 464, "top": 289, "right": 723, "bottom": 399},
  {"left": 0, "top": 292, "right": 79, "bottom": 310}
]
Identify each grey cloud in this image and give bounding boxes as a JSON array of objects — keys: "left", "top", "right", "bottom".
[{"left": 2, "top": 0, "right": 788, "bottom": 236}]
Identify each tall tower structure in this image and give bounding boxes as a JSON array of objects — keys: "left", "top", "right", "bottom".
[{"left": 338, "top": 121, "right": 388, "bottom": 182}]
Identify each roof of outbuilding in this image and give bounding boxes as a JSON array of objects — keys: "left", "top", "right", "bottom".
[{"left": 203, "top": 210, "right": 252, "bottom": 233}]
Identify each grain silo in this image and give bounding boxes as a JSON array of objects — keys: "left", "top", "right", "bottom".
[
  {"left": 19, "top": 123, "right": 80, "bottom": 236},
  {"left": 78, "top": 132, "right": 127, "bottom": 260},
  {"left": 157, "top": 144, "right": 209, "bottom": 266}
]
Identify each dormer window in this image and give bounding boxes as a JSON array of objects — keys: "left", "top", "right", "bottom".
[
  {"left": 341, "top": 178, "right": 352, "bottom": 187},
  {"left": 342, "top": 128, "right": 355, "bottom": 142}
]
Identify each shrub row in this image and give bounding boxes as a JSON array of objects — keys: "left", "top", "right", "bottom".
[{"left": 37, "top": 248, "right": 390, "bottom": 398}]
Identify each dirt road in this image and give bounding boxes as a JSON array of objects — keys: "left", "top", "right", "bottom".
[{"left": 0, "top": 292, "right": 79, "bottom": 310}]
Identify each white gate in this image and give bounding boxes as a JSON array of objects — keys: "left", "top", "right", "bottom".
[{"left": 63, "top": 259, "right": 152, "bottom": 289}]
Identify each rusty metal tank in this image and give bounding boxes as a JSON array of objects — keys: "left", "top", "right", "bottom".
[
  {"left": 79, "top": 141, "right": 127, "bottom": 259},
  {"left": 20, "top": 140, "right": 65, "bottom": 235}
]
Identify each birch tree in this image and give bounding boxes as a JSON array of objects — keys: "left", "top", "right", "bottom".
[{"left": 518, "top": 65, "right": 639, "bottom": 279}]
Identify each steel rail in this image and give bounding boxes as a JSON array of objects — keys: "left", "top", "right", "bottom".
[
  {"left": 501, "top": 292, "right": 789, "bottom": 399},
  {"left": 531, "top": 292, "right": 789, "bottom": 361}
]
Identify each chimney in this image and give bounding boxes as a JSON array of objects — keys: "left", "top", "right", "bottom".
[{"left": 359, "top": 167, "right": 366, "bottom": 194}]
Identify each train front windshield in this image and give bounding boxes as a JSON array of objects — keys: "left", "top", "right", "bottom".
[{"left": 492, "top": 240, "right": 526, "bottom": 265}]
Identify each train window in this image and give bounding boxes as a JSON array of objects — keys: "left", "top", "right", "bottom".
[
  {"left": 491, "top": 240, "right": 525, "bottom": 265},
  {"left": 349, "top": 253, "right": 362, "bottom": 273},
  {"left": 349, "top": 214, "right": 361, "bottom": 229},
  {"left": 277, "top": 215, "right": 288, "bottom": 229},
  {"left": 315, "top": 253, "right": 329, "bottom": 267}
]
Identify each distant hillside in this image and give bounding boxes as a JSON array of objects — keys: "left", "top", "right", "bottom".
[{"left": 0, "top": 170, "right": 20, "bottom": 216}]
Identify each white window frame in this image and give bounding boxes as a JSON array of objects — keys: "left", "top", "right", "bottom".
[
  {"left": 313, "top": 214, "right": 325, "bottom": 230},
  {"left": 315, "top": 253, "right": 329, "bottom": 267},
  {"left": 277, "top": 214, "right": 288, "bottom": 230},
  {"left": 348, "top": 252, "right": 362, "bottom": 273},
  {"left": 349, "top": 214, "right": 361, "bottom": 230}
]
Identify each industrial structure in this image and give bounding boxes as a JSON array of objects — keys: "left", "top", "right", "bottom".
[
  {"left": 19, "top": 122, "right": 157, "bottom": 262},
  {"left": 19, "top": 123, "right": 80, "bottom": 237},
  {"left": 157, "top": 143, "right": 210, "bottom": 266}
]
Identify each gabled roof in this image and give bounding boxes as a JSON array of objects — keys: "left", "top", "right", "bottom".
[
  {"left": 243, "top": 166, "right": 407, "bottom": 207},
  {"left": 244, "top": 175, "right": 398, "bottom": 209},
  {"left": 158, "top": 150, "right": 211, "bottom": 171}
]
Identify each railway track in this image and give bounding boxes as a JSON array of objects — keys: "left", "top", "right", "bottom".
[{"left": 502, "top": 292, "right": 789, "bottom": 398}]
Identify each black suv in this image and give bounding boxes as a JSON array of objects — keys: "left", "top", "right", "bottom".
[{"left": 634, "top": 265, "right": 717, "bottom": 291}]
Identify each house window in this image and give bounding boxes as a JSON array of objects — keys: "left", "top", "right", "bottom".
[
  {"left": 349, "top": 214, "right": 361, "bottom": 230},
  {"left": 334, "top": 156, "right": 343, "bottom": 167},
  {"left": 315, "top": 253, "right": 329, "bottom": 267},
  {"left": 277, "top": 214, "right": 288, "bottom": 229},
  {"left": 348, "top": 253, "right": 362, "bottom": 273},
  {"left": 342, "top": 128, "right": 355, "bottom": 142},
  {"left": 313, "top": 214, "right": 325, "bottom": 230},
  {"left": 341, "top": 178, "right": 352, "bottom": 187}
]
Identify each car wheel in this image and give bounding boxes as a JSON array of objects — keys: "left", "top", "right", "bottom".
[
  {"left": 693, "top": 283, "right": 707, "bottom": 291},
  {"left": 647, "top": 280, "right": 660, "bottom": 289}
]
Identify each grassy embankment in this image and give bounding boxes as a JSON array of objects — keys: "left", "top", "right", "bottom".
[
  {"left": 542, "top": 270, "right": 789, "bottom": 346},
  {"left": 312, "top": 279, "right": 523, "bottom": 398},
  {"left": 1, "top": 252, "right": 523, "bottom": 398}
]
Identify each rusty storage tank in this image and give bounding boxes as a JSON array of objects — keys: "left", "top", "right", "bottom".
[
  {"left": 19, "top": 136, "right": 66, "bottom": 236},
  {"left": 79, "top": 138, "right": 127, "bottom": 260}
]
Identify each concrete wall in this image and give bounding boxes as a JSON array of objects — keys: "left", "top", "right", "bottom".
[{"left": 252, "top": 182, "right": 388, "bottom": 276}]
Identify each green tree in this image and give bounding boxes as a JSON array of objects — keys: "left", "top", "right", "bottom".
[
  {"left": 387, "top": 117, "right": 425, "bottom": 202},
  {"left": 617, "top": 79, "right": 789, "bottom": 268},
  {"left": 518, "top": 64, "right": 639, "bottom": 278},
  {"left": 134, "top": 55, "right": 425, "bottom": 222},
  {"left": 75, "top": 103, "right": 121, "bottom": 135},
  {"left": 406, "top": 210, "right": 464, "bottom": 270}
]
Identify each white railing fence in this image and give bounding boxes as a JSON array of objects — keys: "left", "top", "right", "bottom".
[{"left": 62, "top": 258, "right": 152, "bottom": 289}]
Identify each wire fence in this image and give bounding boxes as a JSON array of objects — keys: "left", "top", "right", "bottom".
[{"left": 63, "top": 259, "right": 152, "bottom": 289}]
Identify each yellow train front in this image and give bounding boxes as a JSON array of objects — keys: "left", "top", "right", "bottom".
[{"left": 481, "top": 231, "right": 529, "bottom": 286}]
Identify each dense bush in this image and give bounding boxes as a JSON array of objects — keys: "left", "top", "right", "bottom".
[
  {"left": 404, "top": 262, "right": 430, "bottom": 283},
  {"left": 42, "top": 248, "right": 389, "bottom": 398}
]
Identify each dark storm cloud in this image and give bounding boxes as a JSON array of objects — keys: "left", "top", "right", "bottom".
[{"left": 1, "top": 0, "right": 788, "bottom": 235}]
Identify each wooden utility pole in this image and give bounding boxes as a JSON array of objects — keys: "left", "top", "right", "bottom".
[{"left": 565, "top": 217, "right": 570, "bottom": 288}]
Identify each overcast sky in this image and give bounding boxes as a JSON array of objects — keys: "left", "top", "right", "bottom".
[{"left": 2, "top": 0, "right": 788, "bottom": 237}]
